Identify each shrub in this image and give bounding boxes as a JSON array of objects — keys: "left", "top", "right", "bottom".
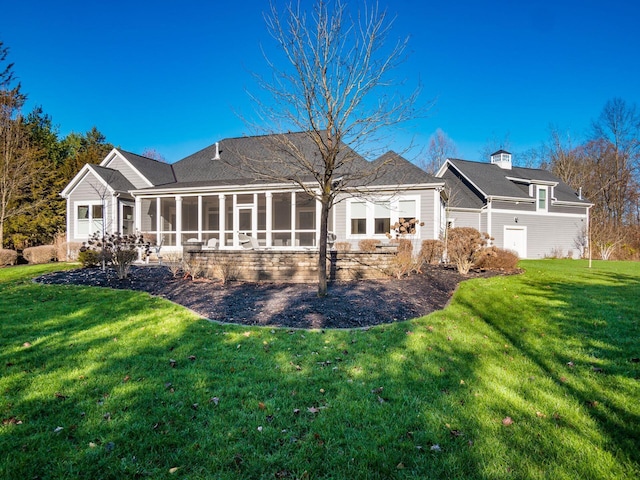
[
  {"left": 82, "top": 232, "right": 151, "bottom": 279},
  {"left": 446, "top": 227, "right": 491, "bottom": 275},
  {"left": 358, "top": 239, "right": 381, "bottom": 252},
  {"left": 388, "top": 238, "right": 419, "bottom": 279},
  {"left": 23, "top": 245, "right": 57, "bottom": 264},
  {"left": 212, "top": 258, "right": 239, "bottom": 284},
  {"left": 63, "top": 242, "right": 83, "bottom": 261},
  {"left": 335, "top": 242, "right": 351, "bottom": 253},
  {"left": 78, "top": 249, "right": 101, "bottom": 268},
  {"left": 419, "top": 239, "right": 444, "bottom": 264},
  {"left": 182, "top": 255, "right": 206, "bottom": 281},
  {"left": 0, "top": 249, "right": 18, "bottom": 266},
  {"left": 163, "top": 252, "right": 184, "bottom": 277},
  {"left": 474, "top": 246, "right": 519, "bottom": 270}
]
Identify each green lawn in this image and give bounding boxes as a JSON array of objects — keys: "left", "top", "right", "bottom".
[{"left": 1, "top": 260, "right": 638, "bottom": 479}]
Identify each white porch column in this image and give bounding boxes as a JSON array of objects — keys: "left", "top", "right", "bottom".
[
  {"left": 111, "top": 194, "right": 118, "bottom": 235},
  {"left": 315, "top": 193, "right": 322, "bottom": 247},
  {"left": 134, "top": 197, "right": 142, "bottom": 235},
  {"left": 265, "top": 192, "right": 273, "bottom": 247},
  {"left": 175, "top": 195, "right": 183, "bottom": 247},
  {"left": 218, "top": 194, "right": 225, "bottom": 248},
  {"left": 197, "top": 195, "right": 203, "bottom": 241},
  {"left": 290, "top": 192, "right": 296, "bottom": 247},
  {"left": 155, "top": 198, "right": 161, "bottom": 243},
  {"left": 252, "top": 193, "right": 258, "bottom": 238},
  {"left": 232, "top": 194, "right": 238, "bottom": 247}
]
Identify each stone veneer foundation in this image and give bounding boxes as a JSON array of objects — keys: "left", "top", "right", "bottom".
[{"left": 186, "top": 250, "right": 398, "bottom": 282}]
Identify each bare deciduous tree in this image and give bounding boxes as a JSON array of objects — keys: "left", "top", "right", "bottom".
[
  {"left": 239, "top": 0, "right": 428, "bottom": 296},
  {"left": 419, "top": 128, "right": 457, "bottom": 174}
]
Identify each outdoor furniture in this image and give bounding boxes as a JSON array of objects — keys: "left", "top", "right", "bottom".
[
  {"left": 202, "top": 238, "right": 219, "bottom": 250},
  {"left": 238, "top": 233, "right": 261, "bottom": 250},
  {"left": 327, "top": 231, "right": 337, "bottom": 250}
]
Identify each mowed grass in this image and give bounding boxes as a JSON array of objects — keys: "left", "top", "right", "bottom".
[{"left": 0, "top": 261, "right": 638, "bottom": 479}]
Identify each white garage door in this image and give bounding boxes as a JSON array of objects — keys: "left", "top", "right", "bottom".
[{"left": 504, "top": 227, "right": 527, "bottom": 258}]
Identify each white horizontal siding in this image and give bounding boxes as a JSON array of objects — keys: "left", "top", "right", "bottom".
[{"left": 491, "top": 211, "right": 586, "bottom": 259}]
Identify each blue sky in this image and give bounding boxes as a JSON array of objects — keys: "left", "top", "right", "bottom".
[{"left": 3, "top": 0, "right": 639, "bottom": 164}]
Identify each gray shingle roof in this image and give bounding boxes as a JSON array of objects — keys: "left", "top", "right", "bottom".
[
  {"left": 442, "top": 158, "right": 590, "bottom": 207},
  {"left": 369, "top": 151, "right": 442, "bottom": 186},
  {"left": 119, "top": 150, "right": 176, "bottom": 186},
  {"left": 171, "top": 132, "right": 372, "bottom": 186},
  {"left": 90, "top": 165, "right": 136, "bottom": 193}
]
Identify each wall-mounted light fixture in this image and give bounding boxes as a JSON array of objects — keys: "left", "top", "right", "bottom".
[{"left": 514, "top": 217, "right": 519, "bottom": 223}]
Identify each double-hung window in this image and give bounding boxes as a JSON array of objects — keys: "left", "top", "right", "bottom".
[
  {"left": 537, "top": 186, "right": 548, "bottom": 212},
  {"left": 374, "top": 202, "right": 391, "bottom": 234},
  {"left": 76, "top": 203, "right": 104, "bottom": 238},
  {"left": 348, "top": 196, "right": 420, "bottom": 237},
  {"left": 350, "top": 202, "right": 367, "bottom": 234}
]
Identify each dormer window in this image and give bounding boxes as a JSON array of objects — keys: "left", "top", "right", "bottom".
[{"left": 537, "top": 186, "right": 548, "bottom": 212}]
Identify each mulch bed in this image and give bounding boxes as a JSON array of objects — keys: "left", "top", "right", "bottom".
[{"left": 35, "top": 265, "right": 502, "bottom": 329}]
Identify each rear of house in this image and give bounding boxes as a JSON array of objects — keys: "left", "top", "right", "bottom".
[
  {"left": 437, "top": 150, "right": 592, "bottom": 259},
  {"left": 61, "top": 133, "right": 446, "bottom": 253}
]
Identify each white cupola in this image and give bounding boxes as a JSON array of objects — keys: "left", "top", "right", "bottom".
[{"left": 490, "top": 150, "right": 512, "bottom": 170}]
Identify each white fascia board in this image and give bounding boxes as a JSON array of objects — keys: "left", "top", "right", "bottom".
[
  {"left": 447, "top": 206, "right": 484, "bottom": 213},
  {"left": 491, "top": 208, "right": 589, "bottom": 218},
  {"left": 505, "top": 175, "right": 558, "bottom": 187},
  {"left": 552, "top": 198, "right": 594, "bottom": 207},
  {"left": 129, "top": 181, "right": 318, "bottom": 196},
  {"left": 487, "top": 195, "right": 535, "bottom": 203},
  {"left": 61, "top": 166, "right": 116, "bottom": 199},
  {"left": 102, "top": 148, "right": 154, "bottom": 188},
  {"left": 435, "top": 159, "right": 453, "bottom": 178},
  {"left": 443, "top": 161, "right": 490, "bottom": 199},
  {"left": 99, "top": 148, "right": 121, "bottom": 167},
  {"left": 61, "top": 164, "right": 92, "bottom": 198}
]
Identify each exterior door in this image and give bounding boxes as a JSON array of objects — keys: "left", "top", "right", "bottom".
[
  {"left": 121, "top": 204, "right": 134, "bottom": 236},
  {"left": 504, "top": 226, "right": 526, "bottom": 258},
  {"left": 238, "top": 207, "right": 253, "bottom": 234}
]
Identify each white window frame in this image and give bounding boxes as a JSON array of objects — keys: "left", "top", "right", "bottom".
[
  {"left": 74, "top": 200, "right": 105, "bottom": 240},
  {"left": 347, "top": 195, "right": 421, "bottom": 238},
  {"left": 537, "top": 186, "right": 548, "bottom": 212}
]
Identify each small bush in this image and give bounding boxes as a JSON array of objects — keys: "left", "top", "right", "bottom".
[
  {"left": 82, "top": 232, "right": 151, "bottom": 279},
  {"left": 212, "top": 259, "right": 239, "bottom": 284},
  {"left": 358, "top": 239, "right": 381, "bottom": 252},
  {"left": 78, "top": 249, "right": 101, "bottom": 268},
  {"left": 335, "top": 242, "right": 351, "bottom": 253},
  {"left": 163, "top": 252, "right": 184, "bottom": 277},
  {"left": 388, "top": 239, "right": 418, "bottom": 279},
  {"left": 182, "top": 255, "right": 206, "bottom": 280},
  {"left": 63, "top": 242, "right": 83, "bottom": 261},
  {"left": 23, "top": 245, "right": 57, "bottom": 264},
  {"left": 0, "top": 249, "right": 18, "bottom": 266},
  {"left": 447, "top": 227, "right": 491, "bottom": 275},
  {"left": 419, "top": 239, "right": 444, "bottom": 264},
  {"left": 474, "top": 246, "right": 519, "bottom": 270}
]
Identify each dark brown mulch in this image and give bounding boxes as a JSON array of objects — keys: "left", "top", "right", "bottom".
[{"left": 35, "top": 265, "right": 501, "bottom": 329}]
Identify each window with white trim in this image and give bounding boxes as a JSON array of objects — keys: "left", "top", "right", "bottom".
[
  {"left": 374, "top": 202, "right": 391, "bottom": 234},
  {"left": 398, "top": 199, "right": 417, "bottom": 223},
  {"left": 350, "top": 201, "right": 367, "bottom": 234},
  {"left": 347, "top": 196, "right": 421, "bottom": 237},
  {"left": 537, "top": 186, "right": 548, "bottom": 212},
  {"left": 76, "top": 203, "right": 104, "bottom": 237}
]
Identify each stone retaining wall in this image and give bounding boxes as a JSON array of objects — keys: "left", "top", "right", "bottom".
[{"left": 187, "top": 250, "right": 397, "bottom": 282}]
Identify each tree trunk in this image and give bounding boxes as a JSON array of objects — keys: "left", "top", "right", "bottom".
[{"left": 317, "top": 197, "right": 330, "bottom": 297}]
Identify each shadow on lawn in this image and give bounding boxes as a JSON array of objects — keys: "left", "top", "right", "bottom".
[
  {"left": 2, "top": 264, "right": 638, "bottom": 479},
  {"left": 454, "top": 264, "right": 640, "bottom": 476}
]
